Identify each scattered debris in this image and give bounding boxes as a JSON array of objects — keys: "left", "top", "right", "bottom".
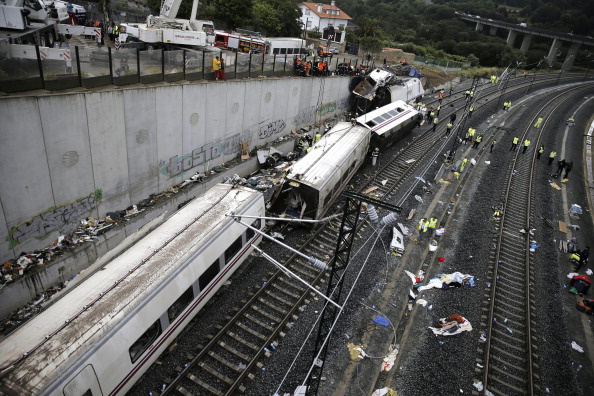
[
  {"left": 571, "top": 341, "right": 584, "bottom": 353},
  {"left": 373, "top": 316, "right": 390, "bottom": 327},
  {"left": 381, "top": 346, "right": 399, "bottom": 372},
  {"left": 371, "top": 388, "right": 398, "bottom": 396},
  {"left": 429, "top": 314, "right": 472, "bottom": 336},
  {"left": 347, "top": 343, "right": 369, "bottom": 360},
  {"left": 418, "top": 272, "right": 476, "bottom": 291},
  {"left": 416, "top": 299, "right": 428, "bottom": 307}
]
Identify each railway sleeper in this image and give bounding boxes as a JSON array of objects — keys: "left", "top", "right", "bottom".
[
  {"left": 199, "top": 362, "right": 234, "bottom": 385},
  {"left": 208, "top": 350, "right": 242, "bottom": 373},
  {"left": 265, "top": 290, "right": 293, "bottom": 306},
  {"left": 488, "top": 372, "right": 526, "bottom": 394},
  {"left": 175, "top": 385, "right": 194, "bottom": 396},
  {"left": 219, "top": 341, "right": 251, "bottom": 361},
  {"left": 490, "top": 346, "right": 525, "bottom": 365},
  {"left": 490, "top": 364, "right": 525, "bottom": 383},
  {"left": 243, "top": 313, "right": 274, "bottom": 332},
  {"left": 228, "top": 331, "right": 259, "bottom": 351},
  {"left": 251, "top": 304, "right": 282, "bottom": 323},
  {"left": 257, "top": 297, "right": 288, "bottom": 315},
  {"left": 277, "top": 277, "right": 306, "bottom": 294},
  {"left": 187, "top": 373, "right": 224, "bottom": 396},
  {"left": 236, "top": 320, "right": 269, "bottom": 340}
]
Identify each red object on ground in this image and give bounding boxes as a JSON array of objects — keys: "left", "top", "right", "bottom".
[
  {"left": 573, "top": 275, "right": 592, "bottom": 284},
  {"left": 438, "top": 257, "right": 446, "bottom": 262}
]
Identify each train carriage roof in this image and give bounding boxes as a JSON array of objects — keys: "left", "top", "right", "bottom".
[
  {"left": 287, "top": 122, "right": 370, "bottom": 190},
  {"left": 356, "top": 100, "right": 419, "bottom": 136},
  {"left": 0, "top": 184, "right": 262, "bottom": 393}
]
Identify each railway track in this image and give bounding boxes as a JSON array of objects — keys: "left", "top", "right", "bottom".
[
  {"left": 476, "top": 84, "right": 594, "bottom": 395},
  {"left": 146, "top": 74, "right": 590, "bottom": 396}
]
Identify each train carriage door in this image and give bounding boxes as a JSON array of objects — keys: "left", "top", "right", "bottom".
[{"left": 63, "top": 365, "right": 103, "bottom": 396}]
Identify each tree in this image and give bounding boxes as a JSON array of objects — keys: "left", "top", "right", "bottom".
[
  {"left": 467, "top": 53, "right": 480, "bottom": 67},
  {"left": 252, "top": 1, "right": 281, "bottom": 35},
  {"left": 213, "top": 0, "right": 254, "bottom": 30}
]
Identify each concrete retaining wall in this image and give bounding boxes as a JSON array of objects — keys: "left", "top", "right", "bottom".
[
  {"left": 0, "top": 76, "right": 350, "bottom": 262},
  {"left": 0, "top": 76, "right": 351, "bottom": 318}
]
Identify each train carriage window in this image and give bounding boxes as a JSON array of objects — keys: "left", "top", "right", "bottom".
[
  {"left": 167, "top": 286, "right": 194, "bottom": 323},
  {"left": 225, "top": 236, "right": 243, "bottom": 264},
  {"left": 245, "top": 219, "right": 261, "bottom": 241},
  {"left": 273, "top": 48, "right": 280, "bottom": 54},
  {"left": 199, "top": 260, "right": 220, "bottom": 289},
  {"left": 129, "top": 320, "right": 162, "bottom": 363}
]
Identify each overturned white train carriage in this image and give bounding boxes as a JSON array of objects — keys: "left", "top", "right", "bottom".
[
  {"left": 272, "top": 100, "right": 420, "bottom": 220},
  {"left": 357, "top": 100, "right": 421, "bottom": 149},
  {"left": 0, "top": 184, "right": 264, "bottom": 395},
  {"left": 271, "top": 121, "right": 371, "bottom": 220}
]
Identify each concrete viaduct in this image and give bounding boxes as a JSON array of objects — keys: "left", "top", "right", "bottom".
[{"left": 456, "top": 13, "right": 594, "bottom": 70}]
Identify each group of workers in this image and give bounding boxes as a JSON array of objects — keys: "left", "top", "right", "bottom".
[
  {"left": 296, "top": 131, "right": 323, "bottom": 157},
  {"left": 294, "top": 58, "right": 331, "bottom": 77},
  {"left": 417, "top": 217, "right": 439, "bottom": 241}
]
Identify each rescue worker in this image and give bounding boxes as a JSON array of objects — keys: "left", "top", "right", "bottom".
[
  {"left": 537, "top": 145, "right": 544, "bottom": 159},
  {"left": 566, "top": 117, "right": 575, "bottom": 126},
  {"left": 212, "top": 56, "right": 221, "bottom": 80},
  {"left": 446, "top": 122, "right": 453, "bottom": 136},
  {"left": 469, "top": 90, "right": 475, "bottom": 99},
  {"left": 490, "top": 139, "right": 496, "bottom": 153},
  {"left": 503, "top": 101, "right": 508, "bottom": 111},
  {"left": 436, "top": 104, "right": 442, "bottom": 116},
  {"left": 465, "top": 90, "right": 470, "bottom": 100},
  {"left": 468, "top": 106, "right": 474, "bottom": 118},
  {"left": 453, "top": 171, "right": 460, "bottom": 179},
  {"left": 534, "top": 117, "right": 543, "bottom": 128},
  {"left": 315, "top": 132, "right": 321, "bottom": 143},
  {"left": 473, "top": 135, "right": 482, "bottom": 148},
  {"left": 438, "top": 92, "right": 444, "bottom": 104},
  {"left": 491, "top": 75, "right": 497, "bottom": 83},
  {"left": 428, "top": 217, "right": 438, "bottom": 236},
  {"left": 372, "top": 147, "right": 380, "bottom": 166},
  {"left": 577, "top": 246, "right": 590, "bottom": 271},
  {"left": 556, "top": 159, "right": 566, "bottom": 177},
  {"left": 510, "top": 136, "right": 519, "bottom": 151},
  {"left": 459, "top": 157, "right": 468, "bottom": 172},
  {"left": 563, "top": 161, "right": 573, "bottom": 179},
  {"left": 418, "top": 218, "right": 429, "bottom": 241},
  {"left": 506, "top": 101, "right": 512, "bottom": 111},
  {"left": 548, "top": 151, "right": 557, "bottom": 165},
  {"left": 522, "top": 139, "right": 531, "bottom": 153},
  {"left": 433, "top": 117, "right": 438, "bottom": 132}
]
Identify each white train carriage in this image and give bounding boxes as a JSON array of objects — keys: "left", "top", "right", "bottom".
[
  {"left": 0, "top": 184, "right": 265, "bottom": 395},
  {"left": 357, "top": 100, "right": 421, "bottom": 149},
  {"left": 273, "top": 122, "right": 371, "bottom": 220}
]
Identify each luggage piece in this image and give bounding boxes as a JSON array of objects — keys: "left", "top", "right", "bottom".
[{"left": 577, "top": 302, "right": 593, "bottom": 315}]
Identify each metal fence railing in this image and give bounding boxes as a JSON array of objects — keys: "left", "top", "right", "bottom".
[
  {"left": 415, "top": 56, "right": 465, "bottom": 69},
  {"left": 0, "top": 46, "right": 364, "bottom": 93}
]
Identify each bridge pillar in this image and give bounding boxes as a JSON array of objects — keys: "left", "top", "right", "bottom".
[
  {"left": 489, "top": 26, "right": 497, "bottom": 36},
  {"left": 475, "top": 22, "right": 483, "bottom": 32},
  {"left": 520, "top": 34, "right": 532, "bottom": 52},
  {"left": 547, "top": 39, "right": 563, "bottom": 67},
  {"left": 506, "top": 30, "right": 517, "bottom": 47},
  {"left": 562, "top": 42, "right": 581, "bottom": 71}
]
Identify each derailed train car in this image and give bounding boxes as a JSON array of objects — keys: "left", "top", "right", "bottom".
[
  {"left": 357, "top": 100, "right": 421, "bottom": 149},
  {"left": 0, "top": 184, "right": 264, "bottom": 395},
  {"left": 271, "top": 122, "right": 371, "bottom": 220},
  {"left": 352, "top": 68, "right": 424, "bottom": 114}
]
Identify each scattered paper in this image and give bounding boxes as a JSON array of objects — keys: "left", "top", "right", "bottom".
[
  {"left": 571, "top": 341, "right": 584, "bottom": 353},
  {"left": 416, "top": 299, "right": 428, "bottom": 307},
  {"left": 473, "top": 382, "right": 484, "bottom": 391}
]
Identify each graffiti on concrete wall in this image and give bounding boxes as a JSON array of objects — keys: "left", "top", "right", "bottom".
[
  {"left": 161, "top": 128, "right": 256, "bottom": 177},
  {"left": 7, "top": 190, "right": 103, "bottom": 249},
  {"left": 294, "top": 98, "right": 347, "bottom": 125},
  {"left": 258, "top": 120, "right": 286, "bottom": 139}
]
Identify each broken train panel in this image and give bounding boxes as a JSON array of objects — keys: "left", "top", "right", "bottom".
[{"left": 272, "top": 121, "right": 371, "bottom": 220}]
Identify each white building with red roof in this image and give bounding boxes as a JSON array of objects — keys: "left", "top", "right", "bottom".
[{"left": 298, "top": 1, "right": 352, "bottom": 44}]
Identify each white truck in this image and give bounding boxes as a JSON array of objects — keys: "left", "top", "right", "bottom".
[
  {"left": 120, "top": 0, "right": 214, "bottom": 49},
  {"left": 0, "top": 0, "right": 86, "bottom": 46}
]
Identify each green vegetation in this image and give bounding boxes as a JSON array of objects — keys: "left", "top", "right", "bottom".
[{"left": 139, "top": 0, "right": 594, "bottom": 68}]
